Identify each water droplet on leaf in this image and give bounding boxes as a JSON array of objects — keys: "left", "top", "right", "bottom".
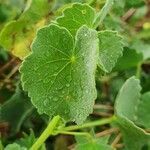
[
  {"left": 53, "top": 97, "right": 58, "bottom": 101},
  {"left": 82, "top": 9, "right": 86, "bottom": 14},
  {"left": 66, "top": 83, "right": 70, "bottom": 87}
]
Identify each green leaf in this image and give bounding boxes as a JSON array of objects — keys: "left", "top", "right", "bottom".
[
  {"left": 20, "top": 24, "right": 98, "bottom": 124},
  {"left": 0, "top": 20, "right": 30, "bottom": 59},
  {"left": 98, "top": 30, "right": 124, "bottom": 73},
  {"left": 4, "top": 143, "right": 26, "bottom": 150},
  {"left": 20, "top": 0, "right": 52, "bottom": 24},
  {"left": 114, "top": 48, "right": 143, "bottom": 71},
  {"left": 136, "top": 92, "right": 150, "bottom": 128},
  {"left": 1, "top": 84, "right": 34, "bottom": 135},
  {"left": 116, "top": 117, "right": 150, "bottom": 150},
  {"left": 75, "top": 135, "right": 113, "bottom": 150},
  {"left": 56, "top": 3, "right": 96, "bottom": 36},
  {"left": 0, "top": 0, "right": 52, "bottom": 59},
  {"left": 114, "top": 77, "right": 150, "bottom": 150},
  {"left": 115, "top": 76, "right": 141, "bottom": 121},
  {"left": 54, "top": 0, "right": 85, "bottom": 9},
  {"left": 16, "top": 130, "right": 46, "bottom": 150},
  {"left": 75, "top": 140, "right": 113, "bottom": 150}
]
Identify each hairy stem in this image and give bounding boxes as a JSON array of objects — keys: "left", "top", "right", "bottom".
[
  {"left": 30, "top": 115, "right": 60, "bottom": 150},
  {"left": 56, "top": 131, "right": 92, "bottom": 139},
  {"left": 60, "top": 116, "right": 116, "bottom": 132}
]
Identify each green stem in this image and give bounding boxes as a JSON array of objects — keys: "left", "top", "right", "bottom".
[
  {"left": 93, "top": 0, "right": 114, "bottom": 29},
  {"left": 136, "top": 62, "right": 142, "bottom": 79},
  {"left": 30, "top": 115, "right": 60, "bottom": 150},
  {"left": 56, "top": 131, "right": 92, "bottom": 139},
  {"left": 61, "top": 116, "right": 116, "bottom": 131}
]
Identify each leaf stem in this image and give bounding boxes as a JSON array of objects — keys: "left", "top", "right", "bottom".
[
  {"left": 30, "top": 116, "right": 115, "bottom": 149},
  {"left": 93, "top": 0, "right": 114, "bottom": 29},
  {"left": 56, "top": 131, "right": 92, "bottom": 139},
  {"left": 30, "top": 115, "right": 60, "bottom": 150},
  {"left": 136, "top": 62, "right": 142, "bottom": 79},
  {"left": 60, "top": 116, "right": 116, "bottom": 132}
]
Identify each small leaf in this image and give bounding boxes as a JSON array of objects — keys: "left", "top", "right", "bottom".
[
  {"left": 16, "top": 130, "right": 46, "bottom": 150},
  {"left": 4, "top": 143, "right": 26, "bottom": 150},
  {"left": 136, "top": 92, "right": 150, "bottom": 128},
  {"left": 20, "top": 24, "right": 98, "bottom": 124},
  {"left": 75, "top": 135, "right": 113, "bottom": 150},
  {"left": 114, "top": 77, "right": 150, "bottom": 150},
  {"left": 115, "top": 76, "right": 141, "bottom": 122},
  {"left": 75, "top": 141, "right": 113, "bottom": 150},
  {"left": 54, "top": 0, "right": 84, "bottom": 10},
  {"left": 98, "top": 30, "right": 124, "bottom": 73},
  {"left": 56, "top": 3, "right": 96, "bottom": 36},
  {"left": 116, "top": 117, "right": 150, "bottom": 150}
]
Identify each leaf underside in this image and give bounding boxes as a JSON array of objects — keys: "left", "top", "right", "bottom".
[{"left": 20, "top": 24, "right": 98, "bottom": 124}]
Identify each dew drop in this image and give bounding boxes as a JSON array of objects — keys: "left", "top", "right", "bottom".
[
  {"left": 85, "top": 90, "right": 88, "bottom": 94},
  {"left": 82, "top": 9, "right": 86, "bottom": 14},
  {"left": 62, "top": 31, "right": 66, "bottom": 35},
  {"left": 58, "top": 85, "right": 63, "bottom": 90},
  {"left": 53, "top": 97, "right": 58, "bottom": 102},
  {"left": 44, "top": 100, "right": 48, "bottom": 106},
  {"left": 43, "top": 78, "right": 50, "bottom": 84},
  {"left": 78, "top": 114, "right": 82, "bottom": 119},
  {"left": 66, "top": 83, "right": 70, "bottom": 87},
  {"left": 62, "top": 90, "right": 65, "bottom": 94},
  {"left": 34, "top": 67, "right": 38, "bottom": 71}
]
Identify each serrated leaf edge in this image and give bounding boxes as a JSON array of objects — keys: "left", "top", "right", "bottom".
[{"left": 56, "top": 3, "right": 96, "bottom": 27}]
